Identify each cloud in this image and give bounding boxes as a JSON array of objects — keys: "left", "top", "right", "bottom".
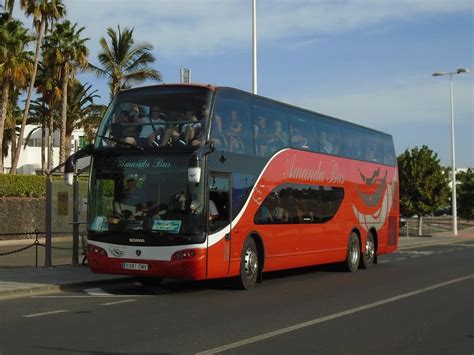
[
  {"left": 53, "top": 0, "right": 473, "bottom": 59},
  {"left": 279, "top": 79, "right": 473, "bottom": 128}
]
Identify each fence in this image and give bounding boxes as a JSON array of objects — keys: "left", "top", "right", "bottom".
[{"left": 399, "top": 217, "right": 472, "bottom": 237}]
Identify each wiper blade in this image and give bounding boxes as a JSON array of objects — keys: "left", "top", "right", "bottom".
[{"left": 97, "top": 135, "right": 144, "bottom": 151}]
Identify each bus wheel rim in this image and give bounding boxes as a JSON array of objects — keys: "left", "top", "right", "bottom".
[
  {"left": 366, "top": 240, "right": 375, "bottom": 259},
  {"left": 350, "top": 241, "right": 359, "bottom": 265},
  {"left": 244, "top": 248, "right": 258, "bottom": 279}
]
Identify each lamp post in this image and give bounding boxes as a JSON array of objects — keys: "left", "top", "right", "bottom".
[
  {"left": 432, "top": 68, "right": 470, "bottom": 236},
  {"left": 252, "top": 0, "right": 257, "bottom": 94}
]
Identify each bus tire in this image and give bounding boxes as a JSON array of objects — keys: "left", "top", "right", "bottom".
[
  {"left": 237, "top": 238, "right": 259, "bottom": 290},
  {"left": 361, "top": 231, "right": 375, "bottom": 269},
  {"left": 345, "top": 232, "right": 360, "bottom": 272},
  {"left": 137, "top": 277, "right": 162, "bottom": 287}
]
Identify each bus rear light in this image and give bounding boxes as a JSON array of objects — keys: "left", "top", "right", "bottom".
[{"left": 172, "top": 249, "right": 197, "bottom": 260}]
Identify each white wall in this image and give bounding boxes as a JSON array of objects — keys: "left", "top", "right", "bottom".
[{"left": 3, "top": 125, "right": 86, "bottom": 174}]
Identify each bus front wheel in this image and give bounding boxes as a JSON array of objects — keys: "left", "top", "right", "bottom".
[
  {"left": 345, "top": 232, "right": 360, "bottom": 272},
  {"left": 237, "top": 238, "right": 259, "bottom": 290}
]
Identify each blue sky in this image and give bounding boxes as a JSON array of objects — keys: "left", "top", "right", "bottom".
[{"left": 14, "top": 0, "right": 474, "bottom": 167}]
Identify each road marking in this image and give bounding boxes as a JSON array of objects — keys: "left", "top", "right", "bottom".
[
  {"left": 23, "top": 310, "right": 69, "bottom": 318},
  {"left": 100, "top": 299, "right": 136, "bottom": 306},
  {"left": 84, "top": 288, "right": 114, "bottom": 296},
  {"left": 31, "top": 295, "right": 151, "bottom": 299},
  {"left": 394, "top": 257, "right": 406, "bottom": 261},
  {"left": 196, "top": 273, "right": 474, "bottom": 355},
  {"left": 398, "top": 251, "right": 434, "bottom": 256},
  {"left": 378, "top": 260, "right": 389, "bottom": 263}
]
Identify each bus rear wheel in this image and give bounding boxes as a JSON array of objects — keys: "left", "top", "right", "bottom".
[
  {"left": 237, "top": 238, "right": 259, "bottom": 290},
  {"left": 361, "top": 231, "right": 375, "bottom": 269},
  {"left": 345, "top": 232, "right": 360, "bottom": 272}
]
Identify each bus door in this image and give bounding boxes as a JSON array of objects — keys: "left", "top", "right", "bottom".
[{"left": 206, "top": 173, "right": 232, "bottom": 278}]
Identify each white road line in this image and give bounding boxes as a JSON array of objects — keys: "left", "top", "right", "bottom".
[
  {"left": 23, "top": 310, "right": 69, "bottom": 318},
  {"left": 100, "top": 299, "right": 136, "bottom": 306},
  {"left": 394, "top": 257, "right": 406, "bottom": 261},
  {"left": 32, "top": 295, "right": 151, "bottom": 299},
  {"left": 378, "top": 260, "right": 389, "bottom": 263},
  {"left": 196, "top": 273, "right": 474, "bottom": 355},
  {"left": 84, "top": 288, "right": 114, "bottom": 296}
]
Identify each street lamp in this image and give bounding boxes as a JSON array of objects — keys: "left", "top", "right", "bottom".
[{"left": 432, "top": 68, "right": 470, "bottom": 236}]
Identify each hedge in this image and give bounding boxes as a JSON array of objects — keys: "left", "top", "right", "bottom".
[
  {"left": 0, "top": 175, "right": 46, "bottom": 197},
  {"left": 0, "top": 175, "right": 89, "bottom": 197}
]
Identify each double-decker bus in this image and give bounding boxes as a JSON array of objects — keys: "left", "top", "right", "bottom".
[{"left": 67, "top": 84, "right": 399, "bottom": 289}]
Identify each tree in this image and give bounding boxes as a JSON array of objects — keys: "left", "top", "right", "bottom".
[
  {"left": 397, "top": 145, "right": 450, "bottom": 235},
  {"left": 90, "top": 25, "right": 161, "bottom": 99},
  {"left": 35, "top": 60, "right": 61, "bottom": 171},
  {"left": 2, "top": 87, "right": 21, "bottom": 169},
  {"left": 457, "top": 168, "right": 474, "bottom": 221},
  {"left": 42, "top": 20, "right": 88, "bottom": 166},
  {"left": 10, "top": 0, "right": 66, "bottom": 174},
  {"left": 0, "top": 17, "right": 33, "bottom": 173},
  {"left": 65, "top": 80, "right": 99, "bottom": 156}
]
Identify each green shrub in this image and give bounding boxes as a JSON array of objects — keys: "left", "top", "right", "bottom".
[{"left": 0, "top": 175, "right": 46, "bottom": 197}]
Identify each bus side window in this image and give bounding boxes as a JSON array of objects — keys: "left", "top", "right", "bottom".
[
  {"left": 212, "top": 96, "right": 254, "bottom": 155},
  {"left": 252, "top": 100, "right": 290, "bottom": 157},
  {"left": 318, "top": 120, "right": 342, "bottom": 156},
  {"left": 342, "top": 125, "right": 364, "bottom": 160},
  {"left": 364, "top": 132, "right": 383, "bottom": 163},
  {"left": 288, "top": 112, "right": 318, "bottom": 151}
]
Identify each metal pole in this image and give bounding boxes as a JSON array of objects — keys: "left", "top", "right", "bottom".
[
  {"left": 72, "top": 172, "right": 79, "bottom": 265},
  {"left": 45, "top": 174, "right": 52, "bottom": 267},
  {"left": 449, "top": 74, "right": 458, "bottom": 236},
  {"left": 252, "top": 0, "right": 257, "bottom": 94}
]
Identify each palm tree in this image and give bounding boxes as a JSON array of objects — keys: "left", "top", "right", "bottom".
[
  {"left": 2, "top": 88, "right": 21, "bottom": 169},
  {"left": 28, "top": 98, "right": 57, "bottom": 172},
  {"left": 0, "top": 18, "right": 33, "bottom": 173},
  {"left": 10, "top": 0, "right": 66, "bottom": 174},
  {"left": 3, "top": 0, "right": 14, "bottom": 16},
  {"left": 90, "top": 25, "right": 162, "bottom": 100},
  {"left": 65, "top": 80, "right": 99, "bottom": 156},
  {"left": 35, "top": 60, "right": 61, "bottom": 170},
  {"left": 42, "top": 20, "right": 88, "bottom": 166}
]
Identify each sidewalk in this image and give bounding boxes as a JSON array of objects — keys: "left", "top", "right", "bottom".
[{"left": 1, "top": 228, "right": 473, "bottom": 300}]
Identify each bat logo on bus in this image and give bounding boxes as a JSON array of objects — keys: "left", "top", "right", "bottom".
[{"left": 352, "top": 168, "right": 397, "bottom": 232}]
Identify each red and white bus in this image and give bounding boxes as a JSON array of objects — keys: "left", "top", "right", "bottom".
[{"left": 71, "top": 84, "right": 399, "bottom": 289}]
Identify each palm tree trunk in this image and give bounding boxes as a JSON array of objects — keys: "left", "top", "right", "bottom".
[
  {"left": 59, "top": 62, "right": 69, "bottom": 168},
  {"left": 41, "top": 122, "right": 46, "bottom": 174},
  {"left": 0, "top": 81, "right": 10, "bottom": 174},
  {"left": 10, "top": 18, "right": 44, "bottom": 175},
  {"left": 48, "top": 114, "right": 53, "bottom": 170},
  {"left": 10, "top": 129, "right": 16, "bottom": 168}
]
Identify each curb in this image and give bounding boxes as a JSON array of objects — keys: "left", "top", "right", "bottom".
[
  {"left": 398, "top": 238, "right": 473, "bottom": 251},
  {"left": 0, "top": 276, "right": 133, "bottom": 301}
]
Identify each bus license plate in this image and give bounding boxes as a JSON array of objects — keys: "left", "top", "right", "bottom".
[{"left": 122, "top": 262, "right": 148, "bottom": 271}]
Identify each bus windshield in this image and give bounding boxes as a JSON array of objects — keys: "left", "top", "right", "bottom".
[
  {"left": 95, "top": 86, "right": 213, "bottom": 150},
  {"left": 88, "top": 153, "right": 206, "bottom": 244}
]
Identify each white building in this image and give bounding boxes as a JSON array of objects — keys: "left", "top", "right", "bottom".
[{"left": 3, "top": 124, "right": 87, "bottom": 174}]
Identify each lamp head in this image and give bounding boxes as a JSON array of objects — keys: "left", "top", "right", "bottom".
[
  {"left": 457, "top": 68, "right": 469, "bottom": 74},
  {"left": 432, "top": 72, "right": 445, "bottom": 77}
]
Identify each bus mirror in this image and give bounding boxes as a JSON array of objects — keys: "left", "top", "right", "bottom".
[
  {"left": 64, "top": 172, "right": 74, "bottom": 186},
  {"left": 188, "top": 167, "right": 201, "bottom": 184}
]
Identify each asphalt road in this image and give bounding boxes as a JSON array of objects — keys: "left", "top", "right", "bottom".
[{"left": 0, "top": 241, "right": 473, "bottom": 354}]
